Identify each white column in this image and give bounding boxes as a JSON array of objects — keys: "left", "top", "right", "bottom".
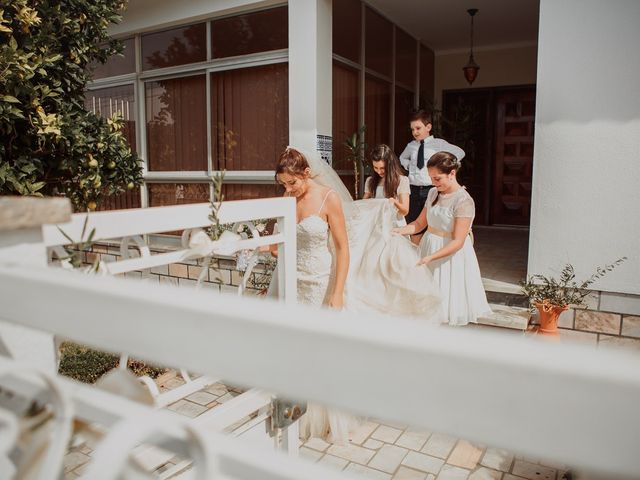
[
  {"left": 288, "top": 0, "right": 332, "bottom": 156},
  {"left": 0, "top": 197, "right": 71, "bottom": 373}
]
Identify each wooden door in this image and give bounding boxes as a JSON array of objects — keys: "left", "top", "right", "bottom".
[{"left": 492, "top": 89, "right": 536, "bottom": 225}]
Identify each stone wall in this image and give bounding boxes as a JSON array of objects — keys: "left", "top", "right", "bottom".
[{"left": 548, "top": 292, "right": 640, "bottom": 349}]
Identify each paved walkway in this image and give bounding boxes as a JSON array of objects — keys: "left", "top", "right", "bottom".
[
  {"left": 63, "top": 369, "right": 569, "bottom": 480},
  {"left": 474, "top": 227, "right": 529, "bottom": 286}
]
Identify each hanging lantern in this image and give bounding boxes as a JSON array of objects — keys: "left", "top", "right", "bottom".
[{"left": 463, "top": 8, "right": 480, "bottom": 85}]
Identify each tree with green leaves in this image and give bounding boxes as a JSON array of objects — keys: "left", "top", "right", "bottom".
[{"left": 0, "top": 0, "right": 142, "bottom": 210}]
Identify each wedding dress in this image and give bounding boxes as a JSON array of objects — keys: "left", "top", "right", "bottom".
[
  {"left": 300, "top": 149, "right": 443, "bottom": 322},
  {"left": 295, "top": 192, "right": 359, "bottom": 443}
]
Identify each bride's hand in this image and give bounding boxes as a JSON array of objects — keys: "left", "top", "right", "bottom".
[
  {"left": 329, "top": 293, "right": 344, "bottom": 310},
  {"left": 417, "top": 255, "right": 433, "bottom": 266}
]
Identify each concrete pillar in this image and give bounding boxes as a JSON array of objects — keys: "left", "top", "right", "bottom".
[
  {"left": 288, "top": 0, "right": 333, "bottom": 162},
  {"left": 0, "top": 197, "right": 71, "bottom": 373}
]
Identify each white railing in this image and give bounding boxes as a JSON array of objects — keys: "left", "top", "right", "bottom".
[
  {"left": 40, "top": 198, "right": 296, "bottom": 413},
  {"left": 1, "top": 263, "right": 640, "bottom": 478}
]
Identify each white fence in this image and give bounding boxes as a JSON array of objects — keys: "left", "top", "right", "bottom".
[{"left": 1, "top": 198, "right": 640, "bottom": 478}]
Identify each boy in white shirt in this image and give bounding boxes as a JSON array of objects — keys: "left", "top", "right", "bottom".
[{"left": 399, "top": 110, "right": 465, "bottom": 240}]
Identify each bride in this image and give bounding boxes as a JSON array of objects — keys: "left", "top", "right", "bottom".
[{"left": 266, "top": 147, "right": 442, "bottom": 443}]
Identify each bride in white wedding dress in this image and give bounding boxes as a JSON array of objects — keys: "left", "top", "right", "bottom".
[{"left": 267, "top": 147, "right": 442, "bottom": 444}]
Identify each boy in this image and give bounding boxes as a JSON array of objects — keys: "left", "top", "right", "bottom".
[{"left": 399, "top": 110, "right": 465, "bottom": 233}]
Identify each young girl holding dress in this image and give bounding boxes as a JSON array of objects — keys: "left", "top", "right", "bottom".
[
  {"left": 393, "top": 151, "right": 491, "bottom": 326},
  {"left": 363, "top": 144, "right": 410, "bottom": 227}
]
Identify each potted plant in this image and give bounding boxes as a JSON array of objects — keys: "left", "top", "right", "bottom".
[{"left": 520, "top": 257, "right": 626, "bottom": 336}]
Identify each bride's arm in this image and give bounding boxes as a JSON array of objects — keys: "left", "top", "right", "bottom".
[{"left": 325, "top": 192, "right": 349, "bottom": 310}]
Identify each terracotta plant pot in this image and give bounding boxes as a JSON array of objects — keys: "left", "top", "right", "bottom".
[{"left": 535, "top": 301, "right": 569, "bottom": 337}]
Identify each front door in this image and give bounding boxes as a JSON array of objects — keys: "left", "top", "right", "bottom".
[
  {"left": 492, "top": 90, "right": 535, "bottom": 225},
  {"left": 442, "top": 85, "right": 536, "bottom": 226}
]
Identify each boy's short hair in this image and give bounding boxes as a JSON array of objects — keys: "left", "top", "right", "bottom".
[{"left": 410, "top": 109, "right": 432, "bottom": 126}]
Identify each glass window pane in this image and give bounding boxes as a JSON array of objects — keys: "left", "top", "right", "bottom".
[
  {"left": 211, "top": 7, "right": 287, "bottom": 59},
  {"left": 97, "top": 188, "right": 141, "bottom": 211},
  {"left": 365, "top": 75, "right": 391, "bottom": 147},
  {"left": 223, "top": 183, "right": 281, "bottom": 201},
  {"left": 211, "top": 64, "right": 288, "bottom": 171},
  {"left": 394, "top": 86, "right": 414, "bottom": 151},
  {"left": 333, "top": 0, "right": 361, "bottom": 62},
  {"left": 365, "top": 7, "right": 392, "bottom": 77},
  {"left": 420, "top": 44, "right": 435, "bottom": 104},
  {"left": 395, "top": 28, "right": 416, "bottom": 88},
  {"left": 142, "top": 23, "right": 206, "bottom": 71},
  {"left": 332, "top": 61, "right": 359, "bottom": 171},
  {"left": 85, "top": 84, "right": 136, "bottom": 153},
  {"left": 148, "top": 183, "right": 209, "bottom": 207},
  {"left": 146, "top": 75, "right": 207, "bottom": 171},
  {"left": 91, "top": 38, "right": 136, "bottom": 79}
]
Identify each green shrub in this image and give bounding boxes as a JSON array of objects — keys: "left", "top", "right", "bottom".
[
  {"left": 0, "top": 0, "right": 142, "bottom": 210},
  {"left": 58, "top": 342, "right": 165, "bottom": 384}
]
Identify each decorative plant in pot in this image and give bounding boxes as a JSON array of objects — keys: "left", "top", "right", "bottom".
[{"left": 520, "top": 257, "right": 626, "bottom": 336}]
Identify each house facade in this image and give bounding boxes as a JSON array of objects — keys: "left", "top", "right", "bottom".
[{"left": 96, "top": 0, "right": 640, "bottom": 341}]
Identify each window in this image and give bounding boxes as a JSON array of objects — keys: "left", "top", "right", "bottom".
[
  {"left": 147, "top": 183, "right": 210, "bottom": 207},
  {"left": 145, "top": 75, "right": 207, "bottom": 171},
  {"left": 333, "top": 0, "right": 361, "bottom": 63},
  {"left": 85, "top": 84, "right": 137, "bottom": 151},
  {"left": 365, "top": 7, "right": 392, "bottom": 77},
  {"left": 91, "top": 38, "right": 136, "bottom": 79},
  {"left": 395, "top": 28, "right": 417, "bottom": 89},
  {"left": 211, "top": 7, "right": 288, "bottom": 58},
  {"left": 142, "top": 24, "right": 206, "bottom": 71},
  {"left": 365, "top": 75, "right": 391, "bottom": 147},
  {"left": 210, "top": 64, "right": 289, "bottom": 171},
  {"left": 395, "top": 86, "right": 414, "bottom": 151},
  {"left": 420, "top": 44, "right": 435, "bottom": 104},
  {"left": 332, "top": 61, "right": 359, "bottom": 194}
]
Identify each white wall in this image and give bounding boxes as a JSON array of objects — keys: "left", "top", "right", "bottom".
[
  {"left": 434, "top": 44, "right": 538, "bottom": 106},
  {"left": 530, "top": 0, "right": 640, "bottom": 294},
  {"left": 110, "top": 0, "right": 283, "bottom": 35}
]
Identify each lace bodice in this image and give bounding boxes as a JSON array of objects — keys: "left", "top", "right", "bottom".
[
  {"left": 425, "top": 187, "right": 475, "bottom": 232},
  {"left": 296, "top": 198, "right": 333, "bottom": 307}
]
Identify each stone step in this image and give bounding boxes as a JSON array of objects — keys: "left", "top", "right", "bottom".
[
  {"left": 482, "top": 277, "right": 522, "bottom": 295},
  {"left": 477, "top": 304, "right": 531, "bottom": 331}
]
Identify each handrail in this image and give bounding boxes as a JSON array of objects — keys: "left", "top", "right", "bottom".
[{"left": 1, "top": 264, "right": 639, "bottom": 476}]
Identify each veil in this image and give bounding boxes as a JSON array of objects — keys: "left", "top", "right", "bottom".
[{"left": 299, "top": 148, "right": 443, "bottom": 323}]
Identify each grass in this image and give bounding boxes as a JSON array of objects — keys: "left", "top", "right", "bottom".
[{"left": 58, "top": 342, "right": 166, "bottom": 384}]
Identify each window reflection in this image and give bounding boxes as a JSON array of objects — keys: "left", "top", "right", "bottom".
[
  {"left": 145, "top": 75, "right": 207, "bottom": 171},
  {"left": 211, "top": 7, "right": 287, "bottom": 59},
  {"left": 142, "top": 24, "right": 206, "bottom": 70}
]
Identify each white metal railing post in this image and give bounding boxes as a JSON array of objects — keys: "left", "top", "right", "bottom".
[{"left": 0, "top": 197, "right": 71, "bottom": 373}]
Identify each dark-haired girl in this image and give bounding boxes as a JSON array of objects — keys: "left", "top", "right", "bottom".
[{"left": 362, "top": 144, "right": 410, "bottom": 226}]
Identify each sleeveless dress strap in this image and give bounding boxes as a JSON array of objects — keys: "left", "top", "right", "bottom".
[{"left": 317, "top": 190, "right": 334, "bottom": 214}]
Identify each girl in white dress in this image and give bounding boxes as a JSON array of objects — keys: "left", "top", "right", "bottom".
[
  {"left": 394, "top": 152, "right": 491, "bottom": 326},
  {"left": 362, "top": 144, "right": 410, "bottom": 227}
]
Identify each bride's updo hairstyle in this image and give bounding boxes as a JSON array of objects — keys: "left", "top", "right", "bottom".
[
  {"left": 275, "top": 147, "right": 311, "bottom": 180},
  {"left": 427, "top": 151, "right": 461, "bottom": 206}
]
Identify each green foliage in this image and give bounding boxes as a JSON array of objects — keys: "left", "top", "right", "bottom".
[
  {"left": 344, "top": 125, "right": 366, "bottom": 199},
  {"left": 0, "top": 0, "right": 142, "bottom": 210},
  {"left": 520, "top": 257, "right": 627, "bottom": 309},
  {"left": 58, "top": 342, "right": 165, "bottom": 384}
]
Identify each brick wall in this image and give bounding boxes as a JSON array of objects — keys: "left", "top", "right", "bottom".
[{"left": 78, "top": 241, "right": 273, "bottom": 296}]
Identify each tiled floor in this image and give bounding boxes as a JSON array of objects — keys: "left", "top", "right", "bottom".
[
  {"left": 299, "top": 418, "right": 568, "bottom": 480},
  {"left": 63, "top": 368, "right": 571, "bottom": 480},
  {"left": 473, "top": 227, "right": 529, "bottom": 286}
]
